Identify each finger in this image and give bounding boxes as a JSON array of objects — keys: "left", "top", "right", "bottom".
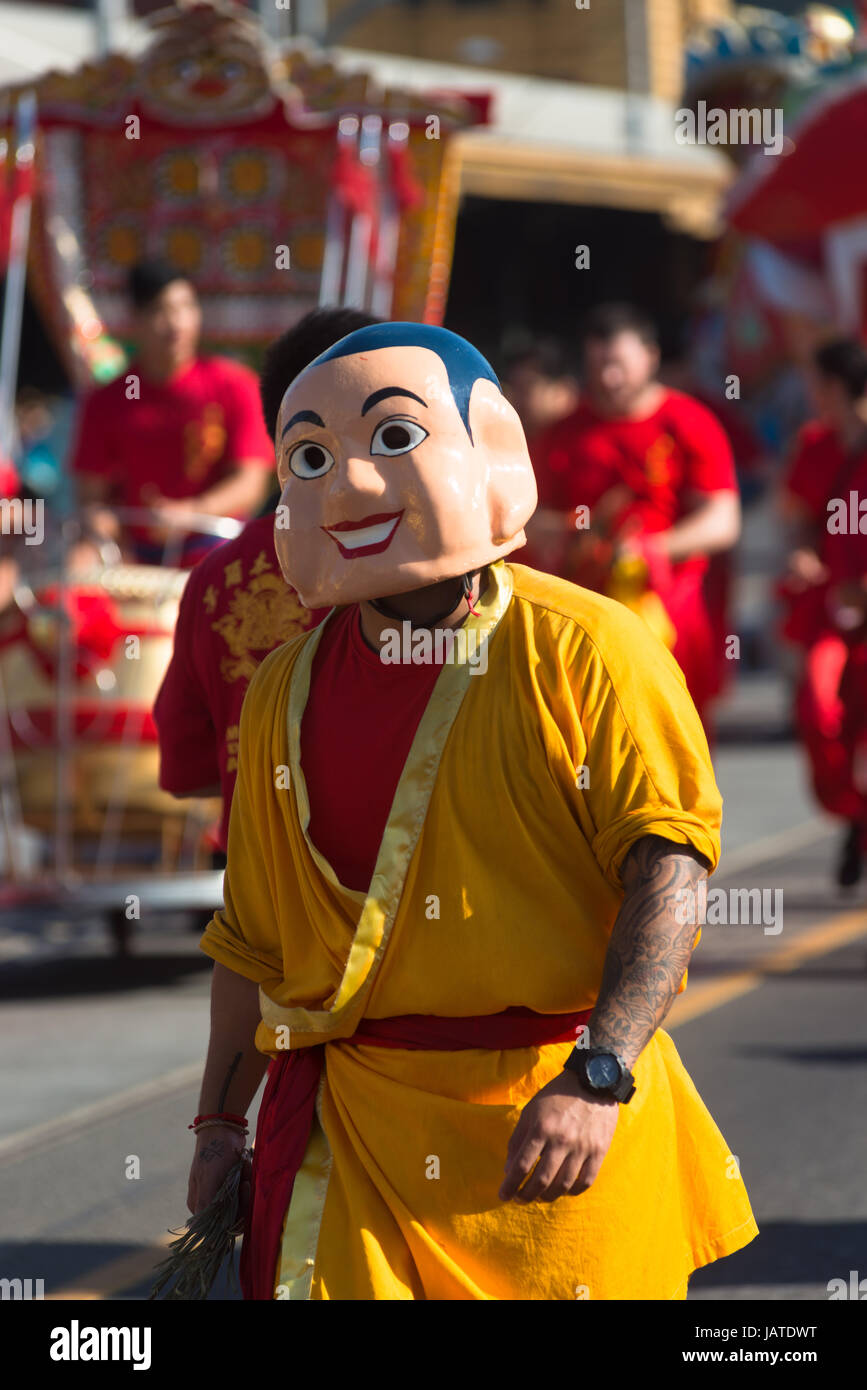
[
  {"left": 499, "top": 1134, "right": 545, "bottom": 1201},
  {"left": 539, "top": 1152, "right": 585, "bottom": 1203},
  {"left": 568, "top": 1149, "right": 605, "bottom": 1196},
  {"left": 580, "top": 1146, "right": 608, "bottom": 1189},
  {"left": 514, "top": 1146, "right": 570, "bottom": 1205}
]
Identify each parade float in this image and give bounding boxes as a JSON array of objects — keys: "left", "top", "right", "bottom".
[
  {"left": 680, "top": 3, "right": 864, "bottom": 448},
  {"left": 0, "top": 0, "right": 486, "bottom": 942}
]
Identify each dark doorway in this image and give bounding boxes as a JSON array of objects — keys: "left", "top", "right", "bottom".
[{"left": 444, "top": 196, "right": 710, "bottom": 363}]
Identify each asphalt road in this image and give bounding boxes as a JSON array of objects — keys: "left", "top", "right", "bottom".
[{"left": 1, "top": 678, "right": 865, "bottom": 1302}]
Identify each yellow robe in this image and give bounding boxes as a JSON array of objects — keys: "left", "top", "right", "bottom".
[{"left": 201, "top": 560, "right": 758, "bottom": 1300}]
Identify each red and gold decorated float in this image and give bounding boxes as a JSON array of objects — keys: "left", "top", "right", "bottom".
[
  {"left": 2, "top": 0, "right": 486, "bottom": 384},
  {"left": 0, "top": 2, "right": 487, "bottom": 910}
]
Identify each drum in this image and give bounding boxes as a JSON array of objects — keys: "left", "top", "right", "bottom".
[{"left": 0, "top": 563, "right": 216, "bottom": 865}]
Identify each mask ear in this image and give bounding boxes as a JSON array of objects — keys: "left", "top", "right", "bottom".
[{"left": 467, "top": 379, "right": 538, "bottom": 543}]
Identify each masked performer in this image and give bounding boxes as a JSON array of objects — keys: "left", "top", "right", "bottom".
[{"left": 189, "top": 323, "right": 757, "bottom": 1301}]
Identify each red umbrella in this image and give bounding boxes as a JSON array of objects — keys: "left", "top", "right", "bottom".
[{"left": 728, "top": 69, "right": 867, "bottom": 247}]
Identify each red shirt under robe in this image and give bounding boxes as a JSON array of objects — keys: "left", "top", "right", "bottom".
[{"left": 301, "top": 605, "right": 444, "bottom": 893}]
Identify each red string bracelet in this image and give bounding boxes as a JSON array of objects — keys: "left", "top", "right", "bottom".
[{"left": 188, "top": 1112, "right": 248, "bottom": 1130}]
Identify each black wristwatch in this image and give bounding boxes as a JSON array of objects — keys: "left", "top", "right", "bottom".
[{"left": 563, "top": 1045, "right": 636, "bottom": 1103}]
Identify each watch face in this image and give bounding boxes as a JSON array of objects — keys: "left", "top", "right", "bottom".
[{"left": 587, "top": 1053, "right": 621, "bottom": 1090}]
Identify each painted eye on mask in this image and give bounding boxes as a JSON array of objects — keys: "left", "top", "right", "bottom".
[
  {"left": 288, "top": 440, "right": 335, "bottom": 480},
  {"left": 370, "top": 418, "right": 429, "bottom": 457}
]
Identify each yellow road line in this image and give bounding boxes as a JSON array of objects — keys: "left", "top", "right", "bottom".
[
  {"left": 0, "top": 1063, "right": 202, "bottom": 1164},
  {"left": 668, "top": 906, "right": 867, "bottom": 1028},
  {"left": 46, "top": 1232, "right": 176, "bottom": 1301}
]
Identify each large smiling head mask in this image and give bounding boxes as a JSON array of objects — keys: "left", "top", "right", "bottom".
[{"left": 273, "top": 322, "right": 538, "bottom": 608}]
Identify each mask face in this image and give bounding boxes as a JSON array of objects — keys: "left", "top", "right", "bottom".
[{"left": 273, "top": 339, "right": 538, "bottom": 608}]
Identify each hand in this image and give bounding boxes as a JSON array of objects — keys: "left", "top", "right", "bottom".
[
  {"left": 499, "top": 1069, "right": 618, "bottom": 1204},
  {"left": 612, "top": 530, "right": 653, "bottom": 565},
  {"left": 148, "top": 495, "right": 203, "bottom": 541},
  {"left": 0, "top": 555, "right": 18, "bottom": 613},
  {"left": 785, "top": 547, "right": 828, "bottom": 591},
  {"left": 66, "top": 539, "right": 109, "bottom": 575},
  {"left": 593, "top": 485, "right": 632, "bottom": 535},
  {"left": 84, "top": 506, "right": 121, "bottom": 542},
  {"left": 829, "top": 579, "right": 867, "bottom": 630},
  {"left": 187, "top": 1126, "right": 249, "bottom": 1218}
]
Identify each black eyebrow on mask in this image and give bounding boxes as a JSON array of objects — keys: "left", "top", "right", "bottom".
[
  {"left": 282, "top": 409, "right": 325, "bottom": 436},
  {"left": 360, "top": 387, "right": 428, "bottom": 416}
]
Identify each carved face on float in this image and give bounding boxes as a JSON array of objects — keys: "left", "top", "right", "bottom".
[
  {"left": 140, "top": 12, "right": 275, "bottom": 124},
  {"left": 273, "top": 324, "right": 538, "bottom": 608}
]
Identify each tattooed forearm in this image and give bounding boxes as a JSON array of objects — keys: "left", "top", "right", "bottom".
[
  {"left": 216, "top": 1051, "right": 243, "bottom": 1113},
  {"left": 588, "top": 834, "right": 709, "bottom": 1067}
]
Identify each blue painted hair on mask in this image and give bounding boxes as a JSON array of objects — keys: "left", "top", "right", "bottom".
[{"left": 308, "top": 322, "right": 500, "bottom": 445}]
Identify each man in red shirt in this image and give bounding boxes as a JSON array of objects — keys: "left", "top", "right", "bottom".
[
  {"left": 70, "top": 258, "right": 274, "bottom": 566},
  {"left": 153, "top": 307, "right": 376, "bottom": 852},
  {"left": 778, "top": 338, "right": 867, "bottom": 886},
  {"left": 529, "top": 303, "right": 741, "bottom": 726}
]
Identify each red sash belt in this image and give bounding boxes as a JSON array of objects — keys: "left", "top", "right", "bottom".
[{"left": 240, "top": 1005, "right": 592, "bottom": 1300}]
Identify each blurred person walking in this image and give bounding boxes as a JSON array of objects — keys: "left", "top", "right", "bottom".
[
  {"left": 529, "top": 303, "right": 740, "bottom": 731},
  {"left": 778, "top": 338, "right": 867, "bottom": 886}
]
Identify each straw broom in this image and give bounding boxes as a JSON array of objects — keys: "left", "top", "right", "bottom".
[{"left": 149, "top": 1149, "right": 251, "bottom": 1301}]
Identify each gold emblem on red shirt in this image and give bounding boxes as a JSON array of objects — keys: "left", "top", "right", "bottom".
[
  {"left": 645, "top": 434, "right": 676, "bottom": 488},
  {"left": 212, "top": 568, "right": 309, "bottom": 682},
  {"left": 225, "top": 723, "right": 240, "bottom": 774}
]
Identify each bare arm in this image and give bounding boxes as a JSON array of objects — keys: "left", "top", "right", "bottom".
[
  {"left": 198, "top": 961, "right": 269, "bottom": 1113},
  {"left": 500, "top": 834, "right": 708, "bottom": 1203},
  {"left": 187, "top": 961, "right": 270, "bottom": 1214},
  {"left": 194, "top": 463, "right": 271, "bottom": 517},
  {"left": 154, "top": 465, "right": 270, "bottom": 524},
  {"left": 650, "top": 489, "right": 740, "bottom": 562}
]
